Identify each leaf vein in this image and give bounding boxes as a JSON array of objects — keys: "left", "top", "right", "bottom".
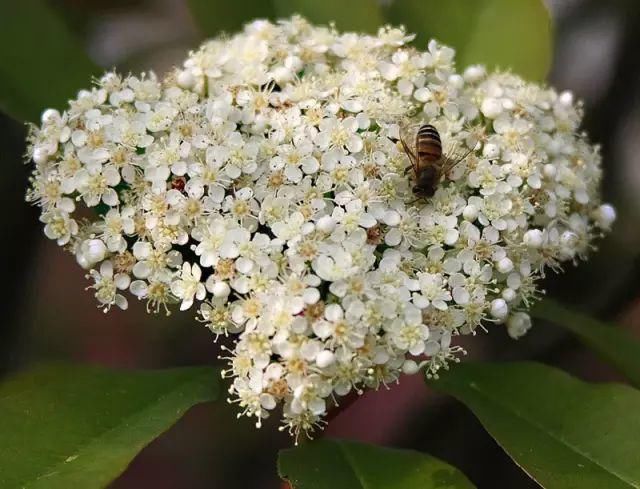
[
  {"left": 22, "top": 372, "right": 211, "bottom": 488},
  {"left": 468, "top": 382, "right": 640, "bottom": 489},
  {"left": 337, "top": 442, "right": 371, "bottom": 489}
]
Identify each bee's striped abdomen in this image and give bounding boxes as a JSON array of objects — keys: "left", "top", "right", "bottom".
[{"left": 416, "top": 124, "right": 442, "bottom": 162}]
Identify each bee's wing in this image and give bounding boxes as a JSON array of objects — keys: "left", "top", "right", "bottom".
[
  {"left": 398, "top": 134, "right": 416, "bottom": 156},
  {"left": 399, "top": 136, "right": 419, "bottom": 175},
  {"left": 442, "top": 145, "right": 475, "bottom": 175},
  {"left": 399, "top": 122, "right": 422, "bottom": 171},
  {"left": 399, "top": 122, "right": 421, "bottom": 147}
]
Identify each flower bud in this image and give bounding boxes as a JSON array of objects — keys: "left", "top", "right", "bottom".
[
  {"left": 496, "top": 257, "right": 514, "bottom": 274},
  {"left": 402, "top": 359, "right": 420, "bottom": 375},
  {"left": 211, "top": 281, "right": 231, "bottom": 298},
  {"left": 463, "top": 204, "right": 478, "bottom": 221},
  {"left": 593, "top": 204, "right": 616, "bottom": 229},
  {"left": 41, "top": 108, "right": 61, "bottom": 124},
  {"left": 502, "top": 288, "right": 516, "bottom": 302},
  {"left": 490, "top": 298, "right": 509, "bottom": 321},
  {"left": 481, "top": 98, "right": 503, "bottom": 118},
  {"left": 507, "top": 312, "right": 532, "bottom": 339},
  {"left": 524, "top": 229, "right": 544, "bottom": 248},
  {"left": 316, "top": 215, "right": 336, "bottom": 233},
  {"left": 176, "top": 70, "right": 195, "bottom": 88},
  {"left": 316, "top": 350, "right": 335, "bottom": 368},
  {"left": 79, "top": 239, "right": 107, "bottom": 268},
  {"left": 32, "top": 146, "right": 50, "bottom": 164}
]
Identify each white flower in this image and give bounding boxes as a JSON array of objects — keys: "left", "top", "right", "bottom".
[
  {"left": 41, "top": 210, "right": 78, "bottom": 245},
  {"left": 146, "top": 101, "right": 178, "bottom": 132},
  {"left": 100, "top": 207, "right": 135, "bottom": 252},
  {"left": 388, "top": 306, "right": 430, "bottom": 355},
  {"left": 131, "top": 241, "right": 182, "bottom": 280},
  {"left": 171, "top": 263, "right": 206, "bottom": 310},
  {"left": 75, "top": 163, "right": 121, "bottom": 207},
  {"left": 272, "top": 212, "right": 306, "bottom": 242},
  {"left": 193, "top": 217, "right": 248, "bottom": 267},
  {"left": 416, "top": 272, "right": 452, "bottom": 310},
  {"left": 270, "top": 136, "right": 319, "bottom": 183},
  {"left": 313, "top": 245, "right": 358, "bottom": 282},
  {"left": 88, "top": 261, "right": 130, "bottom": 311},
  {"left": 315, "top": 116, "right": 363, "bottom": 153}
]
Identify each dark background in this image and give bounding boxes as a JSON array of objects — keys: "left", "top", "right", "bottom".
[{"left": 1, "top": 0, "right": 639, "bottom": 487}]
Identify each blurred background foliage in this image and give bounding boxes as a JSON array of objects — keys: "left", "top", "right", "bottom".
[{"left": 1, "top": 0, "right": 640, "bottom": 487}]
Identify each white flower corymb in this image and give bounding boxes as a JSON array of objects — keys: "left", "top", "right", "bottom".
[{"left": 26, "top": 16, "right": 614, "bottom": 438}]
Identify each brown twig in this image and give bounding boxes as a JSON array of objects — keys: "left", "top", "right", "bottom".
[{"left": 325, "top": 390, "right": 361, "bottom": 423}]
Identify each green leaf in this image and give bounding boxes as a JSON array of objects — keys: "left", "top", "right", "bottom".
[
  {"left": 0, "top": 0, "right": 99, "bottom": 122},
  {"left": 278, "top": 438, "right": 475, "bottom": 489},
  {"left": 431, "top": 362, "right": 640, "bottom": 489},
  {"left": 188, "top": 0, "right": 276, "bottom": 37},
  {"left": 273, "top": 0, "right": 384, "bottom": 33},
  {"left": 0, "top": 363, "right": 218, "bottom": 489},
  {"left": 384, "top": 0, "right": 552, "bottom": 81},
  {"left": 532, "top": 299, "right": 640, "bottom": 388}
]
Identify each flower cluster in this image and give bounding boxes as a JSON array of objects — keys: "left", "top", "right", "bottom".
[{"left": 26, "top": 16, "right": 614, "bottom": 437}]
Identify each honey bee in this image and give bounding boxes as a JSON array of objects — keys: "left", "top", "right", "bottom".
[{"left": 400, "top": 123, "right": 472, "bottom": 199}]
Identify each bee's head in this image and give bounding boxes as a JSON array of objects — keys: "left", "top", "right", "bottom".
[{"left": 412, "top": 183, "right": 435, "bottom": 198}]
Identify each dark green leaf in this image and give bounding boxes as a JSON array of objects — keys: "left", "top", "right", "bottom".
[
  {"left": 278, "top": 438, "right": 475, "bottom": 489},
  {"left": 385, "top": 0, "right": 552, "bottom": 81},
  {"left": 274, "top": 0, "right": 384, "bottom": 33},
  {"left": 0, "top": 363, "right": 218, "bottom": 489},
  {"left": 431, "top": 362, "right": 640, "bottom": 489},
  {"left": 188, "top": 0, "right": 276, "bottom": 37},
  {"left": 532, "top": 299, "right": 640, "bottom": 387},
  {"left": 0, "top": 0, "right": 99, "bottom": 122}
]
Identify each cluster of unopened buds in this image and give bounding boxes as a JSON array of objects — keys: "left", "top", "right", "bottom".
[{"left": 26, "top": 16, "right": 614, "bottom": 438}]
